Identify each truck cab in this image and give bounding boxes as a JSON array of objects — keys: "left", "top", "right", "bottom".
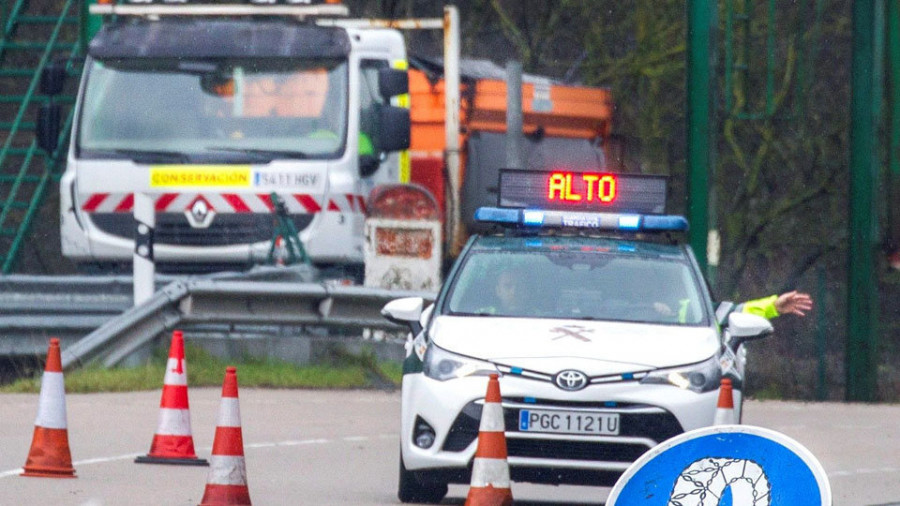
[{"left": 51, "top": 5, "right": 410, "bottom": 274}]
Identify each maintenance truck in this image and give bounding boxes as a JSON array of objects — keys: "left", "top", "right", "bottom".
[{"left": 38, "top": 0, "right": 614, "bottom": 276}]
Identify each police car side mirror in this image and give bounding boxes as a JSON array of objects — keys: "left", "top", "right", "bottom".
[
  {"left": 382, "top": 297, "right": 425, "bottom": 335},
  {"left": 725, "top": 312, "right": 773, "bottom": 352},
  {"left": 715, "top": 301, "right": 735, "bottom": 327}
]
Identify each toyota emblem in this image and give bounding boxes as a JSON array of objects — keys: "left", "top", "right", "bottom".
[{"left": 554, "top": 370, "right": 588, "bottom": 391}]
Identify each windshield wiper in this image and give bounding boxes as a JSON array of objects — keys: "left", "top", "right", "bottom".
[
  {"left": 205, "top": 146, "right": 309, "bottom": 160},
  {"left": 107, "top": 149, "right": 191, "bottom": 163}
]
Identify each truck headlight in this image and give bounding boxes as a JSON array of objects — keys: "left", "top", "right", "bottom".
[
  {"left": 639, "top": 355, "right": 722, "bottom": 393},
  {"left": 422, "top": 344, "right": 497, "bottom": 381}
]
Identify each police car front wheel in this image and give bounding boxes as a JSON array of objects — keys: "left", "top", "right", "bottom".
[{"left": 398, "top": 456, "right": 448, "bottom": 504}]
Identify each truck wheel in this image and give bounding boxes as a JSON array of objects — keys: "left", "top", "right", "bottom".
[{"left": 398, "top": 456, "right": 448, "bottom": 504}]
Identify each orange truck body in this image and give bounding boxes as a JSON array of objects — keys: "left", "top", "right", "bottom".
[{"left": 407, "top": 68, "right": 614, "bottom": 219}]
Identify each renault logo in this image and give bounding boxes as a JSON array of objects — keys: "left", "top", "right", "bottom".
[
  {"left": 554, "top": 370, "right": 588, "bottom": 391},
  {"left": 185, "top": 196, "right": 216, "bottom": 228}
]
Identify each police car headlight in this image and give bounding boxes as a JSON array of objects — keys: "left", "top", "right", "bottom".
[
  {"left": 422, "top": 344, "right": 497, "bottom": 381},
  {"left": 639, "top": 355, "right": 721, "bottom": 393}
]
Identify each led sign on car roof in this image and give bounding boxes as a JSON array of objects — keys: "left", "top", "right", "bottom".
[
  {"left": 477, "top": 169, "right": 687, "bottom": 233},
  {"left": 499, "top": 169, "right": 668, "bottom": 215}
]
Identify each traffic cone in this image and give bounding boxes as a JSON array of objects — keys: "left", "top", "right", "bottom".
[
  {"left": 21, "top": 338, "right": 76, "bottom": 478},
  {"left": 136, "top": 330, "right": 208, "bottom": 466},
  {"left": 465, "top": 373, "right": 512, "bottom": 506},
  {"left": 199, "top": 366, "right": 251, "bottom": 506},
  {"left": 713, "top": 377, "right": 736, "bottom": 425}
]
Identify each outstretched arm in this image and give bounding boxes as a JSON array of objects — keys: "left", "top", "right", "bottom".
[{"left": 737, "top": 291, "right": 813, "bottom": 319}]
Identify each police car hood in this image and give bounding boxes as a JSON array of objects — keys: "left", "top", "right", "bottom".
[{"left": 430, "top": 315, "right": 719, "bottom": 374}]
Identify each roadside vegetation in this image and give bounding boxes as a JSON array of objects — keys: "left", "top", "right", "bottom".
[{"left": 0, "top": 345, "right": 402, "bottom": 394}]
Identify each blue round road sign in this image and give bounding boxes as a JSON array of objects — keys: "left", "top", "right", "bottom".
[{"left": 607, "top": 425, "right": 831, "bottom": 505}]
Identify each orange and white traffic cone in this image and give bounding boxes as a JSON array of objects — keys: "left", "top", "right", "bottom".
[
  {"left": 713, "top": 377, "right": 736, "bottom": 425},
  {"left": 136, "top": 330, "right": 208, "bottom": 466},
  {"left": 199, "top": 366, "right": 251, "bottom": 506},
  {"left": 465, "top": 373, "right": 512, "bottom": 506},
  {"left": 21, "top": 337, "right": 76, "bottom": 478}
]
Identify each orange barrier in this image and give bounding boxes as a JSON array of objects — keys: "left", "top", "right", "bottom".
[
  {"left": 464, "top": 373, "right": 512, "bottom": 506},
  {"left": 199, "top": 366, "right": 251, "bottom": 505},
  {"left": 713, "top": 377, "right": 736, "bottom": 426},
  {"left": 21, "top": 338, "right": 76, "bottom": 478},
  {"left": 136, "top": 330, "right": 208, "bottom": 466}
]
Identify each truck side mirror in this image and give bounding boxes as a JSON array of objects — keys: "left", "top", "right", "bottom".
[
  {"left": 377, "top": 105, "right": 410, "bottom": 152},
  {"left": 39, "top": 62, "right": 67, "bottom": 96},
  {"left": 378, "top": 68, "right": 408, "bottom": 100},
  {"left": 36, "top": 104, "right": 61, "bottom": 154},
  {"left": 359, "top": 154, "right": 380, "bottom": 178}
]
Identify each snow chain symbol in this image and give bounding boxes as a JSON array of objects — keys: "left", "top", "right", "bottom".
[{"left": 669, "top": 457, "right": 771, "bottom": 506}]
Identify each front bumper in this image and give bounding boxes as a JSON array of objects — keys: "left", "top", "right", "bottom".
[{"left": 400, "top": 372, "right": 737, "bottom": 486}]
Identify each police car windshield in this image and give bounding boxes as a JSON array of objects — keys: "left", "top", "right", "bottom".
[
  {"left": 77, "top": 57, "right": 348, "bottom": 161},
  {"left": 446, "top": 238, "right": 708, "bottom": 325}
]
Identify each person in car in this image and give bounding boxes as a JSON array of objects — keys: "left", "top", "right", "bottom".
[
  {"left": 495, "top": 268, "right": 526, "bottom": 314},
  {"left": 653, "top": 290, "right": 813, "bottom": 321},
  {"left": 474, "top": 267, "right": 532, "bottom": 316},
  {"left": 487, "top": 263, "right": 813, "bottom": 322}
]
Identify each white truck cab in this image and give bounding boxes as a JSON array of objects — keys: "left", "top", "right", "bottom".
[{"left": 43, "top": 4, "right": 412, "bottom": 274}]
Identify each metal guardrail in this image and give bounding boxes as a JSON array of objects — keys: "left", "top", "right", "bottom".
[
  {"left": 65, "top": 280, "right": 432, "bottom": 369},
  {"left": 0, "top": 269, "right": 435, "bottom": 369},
  {"left": 0, "top": 274, "right": 134, "bottom": 355}
]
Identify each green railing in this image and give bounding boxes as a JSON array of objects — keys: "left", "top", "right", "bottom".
[
  {"left": 0, "top": 0, "right": 83, "bottom": 272},
  {"left": 722, "top": 0, "right": 825, "bottom": 120}
]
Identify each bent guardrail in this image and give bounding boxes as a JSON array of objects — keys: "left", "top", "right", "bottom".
[{"left": 59, "top": 278, "right": 434, "bottom": 369}]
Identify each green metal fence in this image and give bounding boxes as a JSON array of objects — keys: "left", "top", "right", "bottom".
[{"left": 0, "top": 0, "right": 82, "bottom": 273}]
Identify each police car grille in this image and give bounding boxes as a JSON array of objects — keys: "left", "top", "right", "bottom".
[
  {"left": 506, "top": 438, "right": 649, "bottom": 462},
  {"left": 441, "top": 400, "right": 684, "bottom": 454},
  {"left": 90, "top": 213, "right": 313, "bottom": 246}
]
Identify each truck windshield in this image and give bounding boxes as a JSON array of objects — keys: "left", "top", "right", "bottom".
[
  {"left": 77, "top": 58, "right": 348, "bottom": 162},
  {"left": 446, "top": 245, "right": 708, "bottom": 325}
]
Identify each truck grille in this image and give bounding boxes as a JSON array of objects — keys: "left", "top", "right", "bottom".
[{"left": 89, "top": 213, "right": 313, "bottom": 247}]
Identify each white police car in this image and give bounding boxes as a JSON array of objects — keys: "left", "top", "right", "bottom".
[{"left": 382, "top": 170, "right": 774, "bottom": 503}]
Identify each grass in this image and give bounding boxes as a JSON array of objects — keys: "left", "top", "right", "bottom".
[{"left": 0, "top": 345, "right": 403, "bottom": 394}]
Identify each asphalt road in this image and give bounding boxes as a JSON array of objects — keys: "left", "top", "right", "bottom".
[{"left": 1, "top": 388, "right": 899, "bottom": 505}]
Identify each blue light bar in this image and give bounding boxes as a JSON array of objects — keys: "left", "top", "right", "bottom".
[
  {"left": 642, "top": 215, "right": 689, "bottom": 231},
  {"left": 617, "top": 215, "right": 641, "bottom": 230},
  {"left": 474, "top": 207, "right": 689, "bottom": 233},
  {"left": 522, "top": 210, "right": 545, "bottom": 226},
  {"left": 474, "top": 207, "right": 519, "bottom": 224}
]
